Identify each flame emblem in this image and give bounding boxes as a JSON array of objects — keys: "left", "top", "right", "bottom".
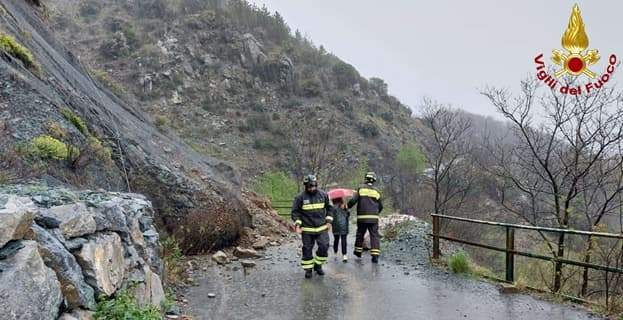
[{"left": 551, "top": 4, "right": 600, "bottom": 78}]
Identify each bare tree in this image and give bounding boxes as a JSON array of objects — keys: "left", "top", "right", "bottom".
[
  {"left": 420, "top": 98, "right": 473, "bottom": 217},
  {"left": 482, "top": 77, "right": 623, "bottom": 293},
  {"left": 284, "top": 109, "right": 348, "bottom": 187}
]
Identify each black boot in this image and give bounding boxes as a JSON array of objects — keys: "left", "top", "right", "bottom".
[
  {"left": 314, "top": 264, "right": 325, "bottom": 276},
  {"left": 371, "top": 256, "right": 379, "bottom": 264},
  {"left": 305, "top": 269, "right": 313, "bottom": 279},
  {"left": 354, "top": 251, "right": 362, "bottom": 258}
]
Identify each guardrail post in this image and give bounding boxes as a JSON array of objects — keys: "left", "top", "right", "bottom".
[
  {"left": 505, "top": 226, "right": 515, "bottom": 283},
  {"left": 433, "top": 214, "right": 440, "bottom": 259}
]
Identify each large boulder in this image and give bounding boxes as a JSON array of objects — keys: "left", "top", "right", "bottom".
[
  {"left": 0, "top": 241, "right": 63, "bottom": 320},
  {"left": 37, "top": 203, "right": 96, "bottom": 238},
  {"left": 0, "top": 195, "right": 35, "bottom": 248},
  {"left": 27, "top": 224, "right": 96, "bottom": 310},
  {"left": 74, "top": 232, "right": 126, "bottom": 296}
]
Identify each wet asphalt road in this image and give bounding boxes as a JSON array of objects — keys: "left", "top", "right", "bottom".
[{"left": 186, "top": 238, "right": 601, "bottom": 320}]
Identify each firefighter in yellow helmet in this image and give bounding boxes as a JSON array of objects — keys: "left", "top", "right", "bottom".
[
  {"left": 348, "top": 172, "right": 383, "bottom": 263},
  {"left": 291, "top": 174, "right": 334, "bottom": 278}
]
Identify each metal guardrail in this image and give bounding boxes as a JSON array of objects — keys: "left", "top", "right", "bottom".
[
  {"left": 431, "top": 214, "right": 623, "bottom": 285},
  {"left": 270, "top": 200, "right": 291, "bottom": 216}
]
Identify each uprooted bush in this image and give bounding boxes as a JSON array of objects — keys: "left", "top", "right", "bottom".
[{"left": 173, "top": 207, "right": 244, "bottom": 255}]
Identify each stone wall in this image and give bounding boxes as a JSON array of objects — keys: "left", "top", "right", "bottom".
[{"left": 0, "top": 185, "right": 164, "bottom": 320}]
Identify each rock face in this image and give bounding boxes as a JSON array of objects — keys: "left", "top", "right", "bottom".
[
  {"left": 0, "top": 241, "right": 63, "bottom": 320},
  {"left": 0, "top": 185, "right": 164, "bottom": 319},
  {"left": 28, "top": 224, "right": 96, "bottom": 309},
  {"left": 38, "top": 203, "right": 97, "bottom": 238},
  {"left": 75, "top": 232, "right": 126, "bottom": 296},
  {"left": 0, "top": 195, "right": 35, "bottom": 248}
]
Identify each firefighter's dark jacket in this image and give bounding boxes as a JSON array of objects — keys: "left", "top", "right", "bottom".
[
  {"left": 291, "top": 190, "right": 334, "bottom": 233},
  {"left": 348, "top": 184, "right": 383, "bottom": 223}
]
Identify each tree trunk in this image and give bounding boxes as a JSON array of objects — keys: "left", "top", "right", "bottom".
[
  {"left": 579, "top": 236, "right": 594, "bottom": 297},
  {"left": 553, "top": 232, "right": 565, "bottom": 292}
]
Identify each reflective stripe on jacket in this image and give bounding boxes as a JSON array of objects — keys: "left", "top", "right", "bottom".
[
  {"left": 348, "top": 184, "right": 383, "bottom": 223},
  {"left": 291, "top": 190, "right": 333, "bottom": 233}
]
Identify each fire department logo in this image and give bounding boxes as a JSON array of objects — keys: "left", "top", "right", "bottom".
[
  {"left": 533, "top": 4, "right": 617, "bottom": 95},
  {"left": 551, "top": 4, "right": 599, "bottom": 78}
]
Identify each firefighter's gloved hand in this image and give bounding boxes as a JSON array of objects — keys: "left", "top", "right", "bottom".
[{"left": 326, "top": 223, "right": 332, "bottom": 233}]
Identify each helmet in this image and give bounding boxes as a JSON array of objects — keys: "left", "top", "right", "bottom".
[
  {"left": 303, "top": 174, "right": 318, "bottom": 187},
  {"left": 364, "top": 171, "right": 377, "bottom": 184}
]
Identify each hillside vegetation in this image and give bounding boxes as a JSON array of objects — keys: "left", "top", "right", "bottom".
[{"left": 46, "top": 0, "right": 426, "bottom": 191}]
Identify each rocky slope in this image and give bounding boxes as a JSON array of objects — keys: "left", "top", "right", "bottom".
[
  {"left": 0, "top": 185, "right": 164, "bottom": 319},
  {"left": 43, "top": 0, "right": 427, "bottom": 183},
  {"left": 0, "top": 0, "right": 288, "bottom": 254}
]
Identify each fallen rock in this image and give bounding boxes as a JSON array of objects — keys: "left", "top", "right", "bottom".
[
  {"left": 240, "top": 259, "right": 256, "bottom": 268},
  {"left": 233, "top": 246, "right": 261, "bottom": 259},
  {"left": 499, "top": 283, "right": 520, "bottom": 294},
  {"left": 252, "top": 237, "right": 269, "bottom": 250},
  {"left": 27, "top": 224, "right": 95, "bottom": 309},
  {"left": 38, "top": 203, "right": 96, "bottom": 238},
  {"left": 74, "top": 232, "right": 125, "bottom": 296},
  {"left": 212, "top": 250, "right": 230, "bottom": 264},
  {"left": 0, "top": 241, "right": 63, "bottom": 320},
  {"left": 58, "top": 309, "right": 94, "bottom": 320},
  {"left": 0, "top": 195, "right": 35, "bottom": 248}
]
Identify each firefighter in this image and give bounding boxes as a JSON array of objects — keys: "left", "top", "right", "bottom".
[
  {"left": 348, "top": 171, "right": 383, "bottom": 263},
  {"left": 291, "top": 174, "right": 334, "bottom": 278}
]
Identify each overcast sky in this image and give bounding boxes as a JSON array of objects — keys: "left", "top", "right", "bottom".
[{"left": 249, "top": 0, "right": 623, "bottom": 118}]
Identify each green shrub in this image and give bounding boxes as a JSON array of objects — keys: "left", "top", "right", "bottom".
[
  {"left": 0, "top": 33, "right": 36, "bottom": 69},
  {"left": 300, "top": 78, "right": 322, "bottom": 97},
  {"left": 162, "top": 237, "right": 184, "bottom": 284},
  {"left": 61, "top": 108, "right": 89, "bottom": 135},
  {"left": 448, "top": 250, "right": 471, "bottom": 274},
  {"left": 154, "top": 115, "right": 168, "bottom": 128},
  {"left": 94, "top": 288, "right": 161, "bottom": 320},
  {"left": 328, "top": 92, "right": 348, "bottom": 106},
  {"left": 87, "top": 136, "right": 113, "bottom": 163},
  {"left": 332, "top": 61, "right": 360, "bottom": 89},
  {"left": 359, "top": 121, "right": 379, "bottom": 138},
  {"left": 369, "top": 77, "right": 388, "bottom": 96},
  {"left": 92, "top": 69, "right": 126, "bottom": 97},
  {"left": 283, "top": 98, "right": 302, "bottom": 109},
  {"left": 30, "top": 135, "right": 69, "bottom": 160},
  {"left": 380, "top": 111, "right": 394, "bottom": 123},
  {"left": 396, "top": 143, "right": 426, "bottom": 175},
  {"left": 242, "top": 114, "right": 271, "bottom": 132},
  {"left": 253, "top": 137, "right": 277, "bottom": 150}
]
